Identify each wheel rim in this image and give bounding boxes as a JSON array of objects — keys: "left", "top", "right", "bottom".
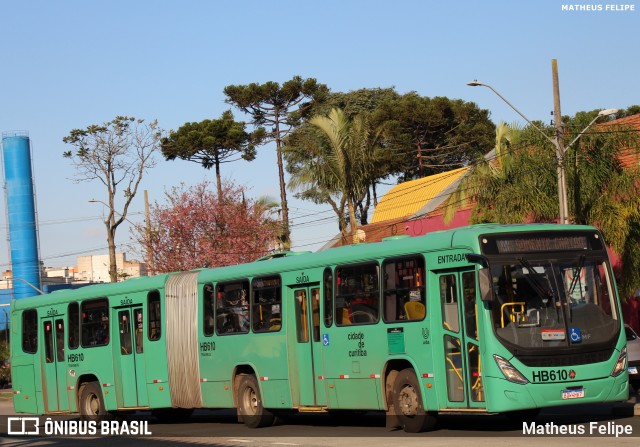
[
  {"left": 84, "top": 391, "right": 99, "bottom": 415},
  {"left": 242, "top": 386, "right": 258, "bottom": 416},
  {"left": 398, "top": 383, "right": 419, "bottom": 417}
]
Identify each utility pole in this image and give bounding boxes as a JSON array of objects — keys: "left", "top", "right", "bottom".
[
  {"left": 144, "top": 190, "right": 153, "bottom": 276},
  {"left": 552, "top": 59, "right": 569, "bottom": 224}
]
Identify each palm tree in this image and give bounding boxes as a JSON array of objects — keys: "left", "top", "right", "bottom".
[
  {"left": 288, "top": 108, "right": 383, "bottom": 243},
  {"left": 444, "top": 115, "right": 640, "bottom": 296}
]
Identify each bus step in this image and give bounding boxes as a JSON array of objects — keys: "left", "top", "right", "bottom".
[{"left": 298, "top": 406, "right": 328, "bottom": 413}]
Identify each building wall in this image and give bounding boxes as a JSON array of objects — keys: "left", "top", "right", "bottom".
[{"left": 77, "top": 253, "right": 128, "bottom": 282}]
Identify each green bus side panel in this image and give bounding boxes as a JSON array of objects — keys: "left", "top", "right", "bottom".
[
  {"left": 333, "top": 379, "right": 381, "bottom": 409},
  {"left": 201, "top": 381, "right": 234, "bottom": 408},
  {"left": 12, "top": 365, "right": 39, "bottom": 414},
  {"left": 145, "top": 382, "right": 172, "bottom": 408},
  {"left": 260, "top": 379, "right": 292, "bottom": 408},
  {"left": 66, "top": 387, "right": 77, "bottom": 413}
]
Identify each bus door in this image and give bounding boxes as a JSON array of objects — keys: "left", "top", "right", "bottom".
[
  {"left": 290, "top": 286, "right": 326, "bottom": 407},
  {"left": 41, "top": 317, "right": 69, "bottom": 412},
  {"left": 113, "top": 306, "right": 148, "bottom": 407},
  {"left": 437, "top": 269, "right": 485, "bottom": 410}
]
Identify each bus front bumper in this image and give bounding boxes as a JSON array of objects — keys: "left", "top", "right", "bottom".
[{"left": 485, "top": 373, "right": 629, "bottom": 412}]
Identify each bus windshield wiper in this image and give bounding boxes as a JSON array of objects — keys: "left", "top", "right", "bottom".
[
  {"left": 567, "top": 255, "right": 585, "bottom": 298},
  {"left": 517, "top": 258, "right": 555, "bottom": 305}
]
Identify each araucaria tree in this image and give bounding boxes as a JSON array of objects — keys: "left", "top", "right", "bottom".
[
  {"left": 137, "top": 181, "right": 280, "bottom": 272},
  {"left": 63, "top": 116, "right": 160, "bottom": 282},
  {"left": 224, "top": 76, "right": 328, "bottom": 249},
  {"left": 161, "top": 110, "right": 263, "bottom": 200}
]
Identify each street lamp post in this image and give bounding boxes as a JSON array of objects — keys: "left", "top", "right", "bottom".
[{"left": 467, "top": 80, "right": 617, "bottom": 224}]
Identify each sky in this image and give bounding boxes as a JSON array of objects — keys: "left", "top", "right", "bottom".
[{"left": 0, "top": 0, "right": 638, "bottom": 272}]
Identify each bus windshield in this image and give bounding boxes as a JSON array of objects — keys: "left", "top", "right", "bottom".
[{"left": 490, "top": 255, "right": 618, "bottom": 350}]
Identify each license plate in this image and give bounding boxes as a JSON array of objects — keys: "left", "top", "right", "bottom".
[
  {"left": 629, "top": 367, "right": 638, "bottom": 375},
  {"left": 562, "top": 389, "right": 585, "bottom": 400}
]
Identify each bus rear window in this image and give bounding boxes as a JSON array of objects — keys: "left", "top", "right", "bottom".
[
  {"left": 81, "top": 298, "right": 109, "bottom": 347},
  {"left": 22, "top": 309, "right": 38, "bottom": 354}
]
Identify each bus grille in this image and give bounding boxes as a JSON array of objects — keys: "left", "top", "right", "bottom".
[{"left": 516, "top": 349, "right": 613, "bottom": 367}]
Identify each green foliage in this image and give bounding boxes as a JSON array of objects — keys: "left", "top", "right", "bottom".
[
  {"left": 289, "top": 108, "right": 385, "bottom": 240},
  {"left": 373, "top": 93, "right": 495, "bottom": 181},
  {"left": 161, "top": 110, "right": 262, "bottom": 198},
  {"left": 224, "top": 76, "right": 329, "bottom": 142},
  {"left": 224, "top": 76, "right": 329, "bottom": 248},
  {"left": 308, "top": 87, "right": 400, "bottom": 119},
  {"left": 0, "top": 339, "right": 9, "bottom": 387},
  {"left": 286, "top": 88, "right": 496, "bottom": 228},
  {"left": 445, "top": 113, "right": 640, "bottom": 297}
]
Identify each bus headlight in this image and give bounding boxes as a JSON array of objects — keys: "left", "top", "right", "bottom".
[
  {"left": 611, "top": 347, "right": 627, "bottom": 377},
  {"left": 494, "top": 354, "right": 529, "bottom": 384}
]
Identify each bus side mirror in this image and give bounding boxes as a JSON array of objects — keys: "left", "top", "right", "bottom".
[{"left": 478, "top": 268, "right": 495, "bottom": 303}]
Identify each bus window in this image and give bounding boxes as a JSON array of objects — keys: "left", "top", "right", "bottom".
[
  {"left": 148, "top": 291, "right": 161, "bottom": 341},
  {"left": 118, "top": 311, "right": 132, "bottom": 355},
  {"left": 55, "top": 319, "right": 65, "bottom": 362},
  {"left": 323, "top": 268, "right": 333, "bottom": 327},
  {"left": 68, "top": 302, "right": 80, "bottom": 349},
  {"left": 216, "top": 280, "right": 250, "bottom": 335},
  {"left": 440, "top": 275, "right": 459, "bottom": 332},
  {"left": 462, "top": 272, "right": 477, "bottom": 340},
  {"left": 335, "top": 263, "right": 379, "bottom": 326},
  {"left": 81, "top": 298, "right": 109, "bottom": 347},
  {"left": 382, "top": 256, "right": 426, "bottom": 322},
  {"left": 311, "top": 288, "right": 320, "bottom": 342},
  {"left": 44, "top": 321, "right": 54, "bottom": 363},
  {"left": 295, "top": 289, "right": 308, "bottom": 342},
  {"left": 134, "top": 308, "right": 143, "bottom": 353},
  {"left": 252, "top": 276, "right": 282, "bottom": 332},
  {"left": 22, "top": 309, "right": 38, "bottom": 354},
  {"left": 203, "top": 283, "right": 215, "bottom": 336}
]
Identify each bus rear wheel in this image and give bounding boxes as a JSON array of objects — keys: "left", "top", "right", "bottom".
[
  {"left": 237, "top": 374, "right": 274, "bottom": 428},
  {"left": 79, "top": 381, "right": 108, "bottom": 420},
  {"left": 392, "top": 368, "right": 437, "bottom": 433}
]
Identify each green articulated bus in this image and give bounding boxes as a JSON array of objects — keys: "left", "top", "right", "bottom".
[{"left": 10, "top": 224, "right": 629, "bottom": 432}]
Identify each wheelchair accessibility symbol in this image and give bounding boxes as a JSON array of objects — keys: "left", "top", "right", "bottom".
[
  {"left": 322, "top": 334, "right": 330, "bottom": 346},
  {"left": 570, "top": 328, "right": 582, "bottom": 343}
]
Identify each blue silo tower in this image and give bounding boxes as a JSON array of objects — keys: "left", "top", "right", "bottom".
[{"left": 1, "top": 131, "right": 41, "bottom": 299}]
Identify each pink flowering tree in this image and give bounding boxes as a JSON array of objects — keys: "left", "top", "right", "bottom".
[{"left": 137, "top": 181, "right": 280, "bottom": 273}]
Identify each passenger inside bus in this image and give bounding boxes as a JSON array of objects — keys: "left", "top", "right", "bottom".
[{"left": 95, "top": 322, "right": 109, "bottom": 344}]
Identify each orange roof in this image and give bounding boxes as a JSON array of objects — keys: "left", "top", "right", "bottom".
[
  {"left": 598, "top": 113, "right": 640, "bottom": 169},
  {"left": 371, "top": 167, "right": 469, "bottom": 223}
]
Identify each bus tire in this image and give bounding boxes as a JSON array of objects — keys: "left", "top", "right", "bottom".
[
  {"left": 392, "top": 368, "right": 437, "bottom": 433},
  {"left": 78, "top": 381, "right": 108, "bottom": 420},
  {"left": 237, "top": 374, "right": 274, "bottom": 428}
]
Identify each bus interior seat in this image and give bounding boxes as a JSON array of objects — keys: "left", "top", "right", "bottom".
[{"left": 404, "top": 301, "right": 425, "bottom": 320}]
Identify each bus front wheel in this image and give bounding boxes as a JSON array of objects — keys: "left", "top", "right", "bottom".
[
  {"left": 78, "top": 381, "right": 107, "bottom": 420},
  {"left": 392, "top": 368, "right": 437, "bottom": 433},
  {"left": 237, "top": 374, "right": 274, "bottom": 428}
]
